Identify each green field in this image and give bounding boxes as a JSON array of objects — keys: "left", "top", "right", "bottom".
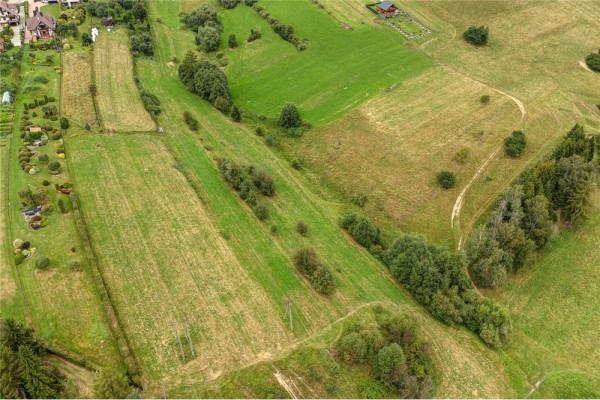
[{"left": 217, "top": 1, "right": 432, "bottom": 124}]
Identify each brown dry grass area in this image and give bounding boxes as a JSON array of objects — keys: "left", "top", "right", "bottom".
[
  {"left": 93, "top": 30, "right": 155, "bottom": 132},
  {"left": 69, "top": 135, "right": 291, "bottom": 389},
  {"left": 299, "top": 66, "right": 519, "bottom": 244},
  {"left": 62, "top": 52, "right": 96, "bottom": 126}
]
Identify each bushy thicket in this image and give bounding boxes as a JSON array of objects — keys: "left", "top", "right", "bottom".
[
  {"left": 179, "top": 51, "right": 230, "bottom": 112},
  {"left": 251, "top": 3, "right": 307, "bottom": 50},
  {"left": 184, "top": 4, "right": 222, "bottom": 53},
  {"left": 217, "top": 159, "right": 276, "bottom": 215},
  {"left": 219, "top": 0, "right": 239, "bottom": 9},
  {"left": 0, "top": 319, "right": 62, "bottom": 399},
  {"left": 137, "top": 85, "right": 161, "bottom": 117},
  {"left": 183, "top": 111, "right": 198, "bottom": 131},
  {"left": 335, "top": 308, "right": 434, "bottom": 398},
  {"left": 467, "top": 124, "right": 598, "bottom": 288},
  {"left": 463, "top": 25, "right": 489, "bottom": 45},
  {"left": 293, "top": 248, "right": 335, "bottom": 294},
  {"left": 125, "top": 2, "right": 154, "bottom": 56}
]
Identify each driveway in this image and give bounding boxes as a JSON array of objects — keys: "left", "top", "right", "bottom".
[
  {"left": 10, "top": 24, "right": 21, "bottom": 47},
  {"left": 7, "top": 0, "right": 26, "bottom": 44}
]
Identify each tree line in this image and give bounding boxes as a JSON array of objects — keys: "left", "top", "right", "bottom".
[
  {"left": 250, "top": 2, "right": 307, "bottom": 51},
  {"left": 466, "top": 124, "right": 599, "bottom": 288}
]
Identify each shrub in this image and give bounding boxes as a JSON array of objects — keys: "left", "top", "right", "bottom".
[
  {"left": 219, "top": 0, "right": 238, "bottom": 9},
  {"left": 247, "top": 28, "right": 262, "bottom": 42},
  {"left": 270, "top": 225, "right": 278, "bottom": 235},
  {"left": 57, "top": 198, "right": 66, "bottom": 214},
  {"left": 12, "top": 239, "right": 23, "bottom": 249},
  {"left": 255, "top": 126, "right": 263, "bottom": 135},
  {"left": 251, "top": 169, "right": 275, "bottom": 196},
  {"left": 357, "top": 377, "right": 387, "bottom": 399},
  {"left": 278, "top": 103, "right": 301, "bottom": 128},
  {"left": 287, "top": 127, "right": 304, "bottom": 138},
  {"left": 264, "top": 134, "right": 276, "bottom": 147},
  {"left": 454, "top": 147, "right": 470, "bottom": 164},
  {"left": 183, "top": 111, "right": 199, "bottom": 131},
  {"left": 51, "top": 132, "right": 62, "bottom": 140},
  {"left": 504, "top": 130, "right": 526, "bottom": 157},
  {"left": 585, "top": 52, "right": 600, "bottom": 72},
  {"left": 290, "top": 158, "right": 301, "bottom": 170},
  {"left": 310, "top": 265, "right": 335, "bottom": 294},
  {"left": 252, "top": 201, "right": 269, "bottom": 221},
  {"left": 35, "top": 255, "right": 50, "bottom": 270},
  {"left": 296, "top": 220, "right": 308, "bottom": 235},
  {"left": 349, "top": 217, "right": 380, "bottom": 247},
  {"left": 231, "top": 105, "right": 241, "bottom": 122},
  {"left": 48, "top": 161, "right": 61, "bottom": 172},
  {"left": 463, "top": 26, "right": 489, "bottom": 45},
  {"left": 196, "top": 26, "right": 220, "bottom": 53},
  {"left": 68, "top": 260, "right": 81, "bottom": 271},
  {"left": 38, "top": 153, "right": 49, "bottom": 163},
  {"left": 60, "top": 117, "right": 69, "bottom": 130},
  {"left": 480, "top": 94, "right": 490, "bottom": 104},
  {"left": 21, "top": 241, "right": 30, "bottom": 250},
  {"left": 436, "top": 171, "right": 456, "bottom": 189},
  {"left": 337, "top": 332, "right": 367, "bottom": 363},
  {"left": 227, "top": 33, "right": 237, "bottom": 48},
  {"left": 293, "top": 248, "right": 318, "bottom": 277},
  {"left": 376, "top": 343, "right": 406, "bottom": 380},
  {"left": 14, "top": 253, "right": 25, "bottom": 265}
]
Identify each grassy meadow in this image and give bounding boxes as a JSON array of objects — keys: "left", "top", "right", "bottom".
[
  {"left": 92, "top": 29, "right": 155, "bottom": 132},
  {"left": 62, "top": 52, "right": 96, "bottom": 127},
  {"left": 217, "top": 0, "right": 432, "bottom": 124}
]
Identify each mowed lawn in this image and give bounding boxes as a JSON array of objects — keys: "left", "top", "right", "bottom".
[
  {"left": 62, "top": 52, "right": 96, "bottom": 127},
  {"left": 219, "top": 1, "right": 433, "bottom": 124},
  {"left": 489, "top": 192, "right": 600, "bottom": 398},
  {"left": 93, "top": 29, "right": 155, "bottom": 132}
]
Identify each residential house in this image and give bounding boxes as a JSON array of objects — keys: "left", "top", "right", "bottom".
[
  {"left": 26, "top": 9, "right": 58, "bottom": 40},
  {"left": 0, "top": 0, "right": 19, "bottom": 26},
  {"left": 375, "top": 0, "right": 399, "bottom": 18}
]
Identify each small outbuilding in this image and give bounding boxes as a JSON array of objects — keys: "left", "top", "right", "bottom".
[
  {"left": 1, "top": 91, "right": 10, "bottom": 105},
  {"left": 29, "top": 126, "right": 42, "bottom": 133},
  {"left": 375, "top": 0, "right": 399, "bottom": 18}
]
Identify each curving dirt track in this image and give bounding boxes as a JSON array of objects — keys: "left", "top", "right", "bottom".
[{"left": 447, "top": 67, "right": 527, "bottom": 248}]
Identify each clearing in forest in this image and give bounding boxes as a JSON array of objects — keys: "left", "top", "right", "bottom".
[{"left": 92, "top": 30, "right": 155, "bottom": 132}]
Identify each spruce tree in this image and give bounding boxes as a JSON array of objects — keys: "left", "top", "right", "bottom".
[
  {"left": 231, "top": 105, "right": 241, "bottom": 122},
  {"left": 278, "top": 103, "right": 301, "bottom": 129},
  {"left": 0, "top": 345, "right": 25, "bottom": 399},
  {"left": 18, "top": 346, "right": 56, "bottom": 399},
  {"left": 178, "top": 51, "right": 198, "bottom": 88}
]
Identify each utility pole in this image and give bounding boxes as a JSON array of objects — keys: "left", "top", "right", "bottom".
[
  {"left": 283, "top": 300, "right": 293, "bottom": 332},
  {"left": 173, "top": 321, "right": 185, "bottom": 361},
  {"left": 184, "top": 317, "right": 195, "bottom": 358}
]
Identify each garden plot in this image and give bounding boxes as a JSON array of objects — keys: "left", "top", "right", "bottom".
[
  {"left": 62, "top": 52, "right": 96, "bottom": 127},
  {"left": 93, "top": 30, "right": 155, "bottom": 132}
]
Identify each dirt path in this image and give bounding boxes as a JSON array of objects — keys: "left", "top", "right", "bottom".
[
  {"left": 579, "top": 59, "right": 594, "bottom": 73},
  {"left": 446, "top": 67, "right": 527, "bottom": 248},
  {"left": 274, "top": 370, "right": 300, "bottom": 399}
]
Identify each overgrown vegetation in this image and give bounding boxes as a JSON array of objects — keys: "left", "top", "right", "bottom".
[
  {"left": 467, "top": 124, "right": 598, "bottom": 288},
  {"left": 335, "top": 307, "right": 434, "bottom": 398},
  {"left": 585, "top": 49, "right": 600, "bottom": 72},
  {"left": 504, "top": 130, "right": 526, "bottom": 157},
  {"left": 293, "top": 248, "right": 335, "bottom": 294},
  {"left": 217, "top": 158, "right": 275, "bottom": 215}
]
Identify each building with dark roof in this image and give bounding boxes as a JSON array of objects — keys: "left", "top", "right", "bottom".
[
  {"left": 0, "top": 1, "right": 19, "bottom": 26},
  {"left": 26, "top": 9, "right": 58, "bottom": 40},
  {"left": 375, "top": 0, "right": 399, "bottom": 18}
]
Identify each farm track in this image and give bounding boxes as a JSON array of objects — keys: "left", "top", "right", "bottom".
[{"left": 444, "top": 66, "right": 527, "bottom": 248}]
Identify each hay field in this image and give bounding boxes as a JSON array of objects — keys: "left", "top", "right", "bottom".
[
  {"left": 298, "top": 65, "right": 520, "bottom": 244},
  {"left": 62, "top": 52, "right": 96, "bottom": 127},
  {"left": 220, "top": 1, "right": 432, "bottom": 124},
  {"left": 93, "top": 30, "right": 155, "bottom": 132},
  {"left": 69, "top": 135, "right": 298, "bottom": 388}
]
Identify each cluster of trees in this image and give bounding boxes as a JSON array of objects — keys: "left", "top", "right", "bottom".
[
  {"left": 585, "top": 49, "right": 600, "bottom": 72},
  {"left": 383, "top": 234, "right": 511, "bottom": 348},
  {"left": 335, "top": 308, "right": 434, "bottom": 398},
  {"left": 0, "top": 319, "right": 62, "bottom": 398},
  {"left": 179, "top": 51, "right": 231, "bottom": 112},
  {"left": 217, "top": 158, "right": 276, "bottom": 219},
  {"left": 55, "top": 21, "right": 79, "bottom": 38},
  {"left": 219, "top": 0, "right": 239, "bottom": 9},
  {"left": 184, "top": 4, "right": 222, "bottom": 53},
  {"left": 504, "top": 130, "right": 526, "bottom": 157},
  {"left": 463, "top": 25, "right": 489, "bottom": 45},
  {"left": 293, "top": 248, "right": 335, "bottom": 294},
  {"left": 467, "top": 124, "right": 598, "bottom": 288},
  {"left": 250, "top": 3, "right": 307, "bottom": 50},
  {"left": 340, "top": 213, "right": 511, "bottom": 347},
  {"left": 247, "top": 28, "right": 262, "bottom": 42},
  {"left": 340, "top": 213, "right": 382, "bottom": 252}
]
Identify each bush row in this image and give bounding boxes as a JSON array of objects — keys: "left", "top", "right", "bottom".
[{"left": 251, "top": 3, "right": 307, "bottom": 51}]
